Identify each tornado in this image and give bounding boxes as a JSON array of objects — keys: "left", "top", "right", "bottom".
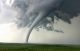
[{"left": 25, "top": 0, "right": 64, "bottom": 43}]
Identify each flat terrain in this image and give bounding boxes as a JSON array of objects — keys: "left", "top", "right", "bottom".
[{"left": 0, "top": 43, "right": 80, "bottom": 51}]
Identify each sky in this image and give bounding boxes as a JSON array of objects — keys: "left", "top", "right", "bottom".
[{"left": 0, "top": 0, "right": 80, "bottom": 44}]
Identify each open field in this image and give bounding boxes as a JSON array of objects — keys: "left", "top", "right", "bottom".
[{"left": 0, "top": 43, "right": 80, "bottom": 51}]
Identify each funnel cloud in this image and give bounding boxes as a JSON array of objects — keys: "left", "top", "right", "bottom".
[
  {"left": 0, "top": 0, "right": 80, "bottom": 44},
  {"left": 9, "top": 0, "right": 64, "bottom": 42}
]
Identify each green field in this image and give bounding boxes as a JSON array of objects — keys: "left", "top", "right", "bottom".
[{"left": 0, "top": 43, "right": 80, "bottom": 51}]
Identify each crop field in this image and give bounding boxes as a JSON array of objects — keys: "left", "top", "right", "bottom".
[{"left": 0, "top": 43, "right": 80, "bottom": 51}]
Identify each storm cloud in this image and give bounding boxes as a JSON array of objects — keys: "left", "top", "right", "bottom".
[
  {"left": 10, "top": 0, "right": 80, "bottom": 42},
  {"left": 0, "top": 0, "right": 80, "bottom": 44},
  {"left": 11, "top": 0, "right": 80, "bottom": 30}
]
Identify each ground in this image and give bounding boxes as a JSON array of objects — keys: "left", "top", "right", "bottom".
[{"left": 0, "top": 43, "right": 80, "bottom": 51}]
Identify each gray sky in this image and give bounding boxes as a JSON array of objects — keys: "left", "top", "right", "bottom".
[
  {"left": 0, "top": 0, "right": 80, "bottom": 44},
  {"left": 0, "top": 14, "right": 80, "bottom": 44}
]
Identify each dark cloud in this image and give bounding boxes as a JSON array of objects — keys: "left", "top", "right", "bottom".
[
  {"left": 0, "top": 0, "right": 80, "bottom": 43},
  {"left": 11, "top": 0, "right": 80, "bottom": 42},
  {"left": 13, "top": 0, "right": 80, "bottom": 29},
  {"left": 13, "top": 0, "right": 63, "bottom": 28}
]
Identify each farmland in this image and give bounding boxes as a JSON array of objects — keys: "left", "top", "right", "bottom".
[{"left": 0, "top": 43, "right": 80, "bottom": 51}]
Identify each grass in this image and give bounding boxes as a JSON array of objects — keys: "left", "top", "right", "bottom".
[{"left": 0, "top": 43, "right": 80, "bottom": 51}]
